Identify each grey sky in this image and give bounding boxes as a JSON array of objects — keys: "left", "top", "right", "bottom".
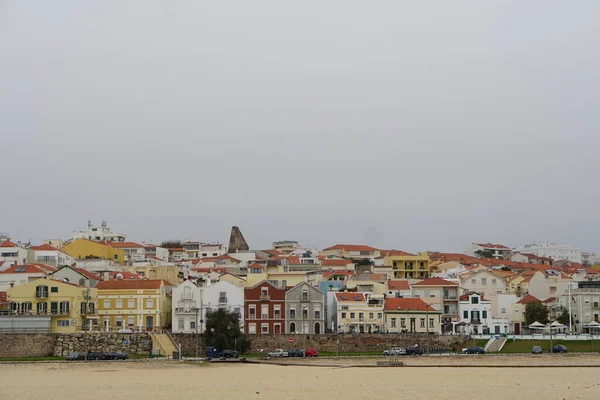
[{"left": 1, "top": 1, "right": 599, "bottom": 253}]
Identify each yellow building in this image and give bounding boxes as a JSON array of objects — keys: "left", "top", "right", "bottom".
[
  {"left": 61, "top": 239, "right": 125, "bottom": 263},
  {"left": 96, "top": 279, "right": 171, "bottom": 331},
  {"left": 126, "top": 264, "right": 180, "bottom": 286},
  {"left": 219, "top": 272, "right": 246, "bottom": 288},
  {"left": 246, "top": 263, "right": 308, "bottom": 288},
  {"left": 384, "top": 297, "right": 441, "bottom": 333},
  {"left": 7, "top": 279, "right": 98, "bottom": 333},
  {"left": 384, "top": 252, "right": 431, "bottom": 279}
]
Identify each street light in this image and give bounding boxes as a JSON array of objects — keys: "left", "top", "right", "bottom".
[{"left": 191, "top": 306, "right": 200, "bottom": 359}]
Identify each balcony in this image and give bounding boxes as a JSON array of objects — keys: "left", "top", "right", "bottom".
[
  {"left": 249, "top": 314, "right": 256, "bottom": 320},
  {"left": 218, "top": 297, "right": 228, "bottom": 304},
  {"left": 259, "top": 294, "right": 270, "bottom": 301},
  {"left": 261, "top": 314, "right": 269, "bottom": 319},
  {"left": 470, "top": 319, "right": 481, "bottom": 324},
  {"left": 174, "top": 308, "right": 196, "bottom": 313},
  {"left": 181, "top": 292, "right": 194, "bottom": 300},
  {"left": 443, "top": 296, "right": 458, "bottom": 301}
]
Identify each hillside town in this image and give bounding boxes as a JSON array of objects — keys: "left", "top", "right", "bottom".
[{"left": 1, "top": 222, "right": 600, "bottom": 347}]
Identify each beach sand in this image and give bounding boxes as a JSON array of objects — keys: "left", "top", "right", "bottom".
[{"left": 1, "top": 360, "right": 598, "bottom": 400}]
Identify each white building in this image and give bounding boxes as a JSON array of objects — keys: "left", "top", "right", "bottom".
[
  {"left": 0, "top": 241, "right": 28, "bottom": 269},
  {"left": 466, "top": 243, "right": 511, "bottom": 260},
  {"left": 171, "top": 280, "right": 243, "bottom": 334},
  {"left": 457, "top": 292, "right": 492, "bottom": 335},
  {"left": 0, "top": 264, "right": 55, "bottom": 291},
  {"left": 582, "top": 252, "right": 600, "bottom": 267},
  {"left": 72, "top": 221, "right": 126, "bottom": 242},
  {"left": 514, "top": 243, "right": 581, "bottom": 264},
  {"left": 28, "top": 244, "right": 74, "bottom": 268}
]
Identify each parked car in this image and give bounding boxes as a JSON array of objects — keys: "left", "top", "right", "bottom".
[
  {"left": 86, "top": 351, "right": 106, "bottom": 360},
  {"left": 383, "top": 347, "right": 407, "bottom": 356},
  {"left": 288, "top": 349, "right": 304, "bottom": 357},
  {"left": 550, "top": 345, "right": 568, "bottom": 353},
  {"left": 219, "top": 349, "right": 239, "bottom": 359},
  {"left": 531, "top": 346, "right": 543, "bottom": 354},
  {"left": 118, "top": 328, "right": 133, "bottom": 333},
  {"left": 406, "top": 345, "right": 424, "bottom": 356},
  {"left": 268, "top": 349, "right": 289, "bottom": 357},
  {"left": 65, "top": 352, "right": 86, "bottom": 361},
  {"left": 304, "top": 348, "right": 318, "bottom": 357},
  {"left": 105, "top": 352, "right": 128, "bottom": 360},
  {"left": 465, "top": 346, "right": 485, "bottom": 354}
]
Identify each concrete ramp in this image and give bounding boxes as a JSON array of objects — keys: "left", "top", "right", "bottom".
[
  {"left": 151, "top": 333, "right": 178, "bottom": 356},
  {"left": 485, "top": 336, "right": 507, "bottom": 353}
]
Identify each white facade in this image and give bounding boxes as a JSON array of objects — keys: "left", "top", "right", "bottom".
[
  {"left": 457, "top": 292, "right": 492, "bottom": 335},
  {"left": 0, "top": 243, "right": 28, "bottom": 269},
  {"left": 171, "top": 280, "right": 244, "bottom": 334},
  {"left": 29, "top": 248, "right": 74, "bottom": 267},
  {"left": 582, "top": 252, "right": 600, "bottom": 266},
  {"left": 0, "top": 271, "right": 47, "bottom": 291},
  {"left": 514, "top": 243, "right": 581, "bottom": 263},
  {"left": 460, "top": 270, "right": 507, "bottom": 298},
  {"left": 527, "top": 271, "right": 571, "bottom": 301},
  {"left": 72, "top": 221, "right": 126, "bottom": 242}
]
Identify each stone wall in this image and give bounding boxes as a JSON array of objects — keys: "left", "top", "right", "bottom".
[
  {"left": 53, "top": 333, "right": 153, "bottom": 356},
  {"left": 0, "top": 334, "right": 56, "bottom": 357},
  {"left": 170, "top": 332, "right": 469, "bottom": 355}
]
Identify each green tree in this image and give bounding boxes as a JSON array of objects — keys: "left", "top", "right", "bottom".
[
  {"left": 203, "top": 309, "right": 251, "bottom": 353},
  {"left": 160, "top": 240, "right": 183, "bottom": 248},
  {"left": 556, "top": 309, "right": 570, "bottom": 326},
  {"left": 525, "top": 301, "right": 550, "bottom": 325}
]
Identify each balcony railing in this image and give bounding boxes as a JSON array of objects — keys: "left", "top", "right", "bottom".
[
  {"left": 470, "top": 318, "right": 481, "bottom": 324},
  {"left": 261, "top": 314, "right": 269, "bottom": 319},
  {"left": 249, "top": 314, "right": 256, "bottom": 319},
  {"left": 443, "top": 296, "right": 458, "bottom": 300},
  {"left": 8, "top": 310, "right": 70, "bottom": 316},
  {"left": 174, "top": 308, "right": 196, "bottom": 313},
  {"left": 181, "top": 292, "right": 194, "bottom": 299},
  {"left": 259, "top": 294, "right": 270, "bottom": 301},
  {"left": 218, "top": 297, "right": 228, "bottom": 304}
]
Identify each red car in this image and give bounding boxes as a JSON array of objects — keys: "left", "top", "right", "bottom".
[{"left": 304, "top": 348, "right": 318, "bottom": 357}]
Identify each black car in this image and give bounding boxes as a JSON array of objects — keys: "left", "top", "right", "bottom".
[
  {"left": 105, "top": 352, "right": 128, "bottom": 360},
  {"left": 65, "top": 352, "right": 86, "bottom": 361},
  {"left": 531, "top": 346, "right": 543, "bottom": 354},
  {"left": 219, "top": 349, "right": 239, "bottom": 359},
  {"left": 288, "top": 349, "right": 305, "bottom": 357},
  {"left": 465, "top": 346, "right": 485, "bottom": 354},
  {"left": 86, "top": 351, "right": 106, "bottom": 360},
  {"left": 406, "top": 346, "right": 424, "bottom": 356},
  {"left": 550, "top": 345, "right": 568, "bottom": 353}
]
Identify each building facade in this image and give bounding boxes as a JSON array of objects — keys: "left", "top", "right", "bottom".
[
  {"left": 333, "top": 292, "right": 384, "bottom": 334},
  {"left": 411, "top": 277, "right": 459, "bottom": 333},
  {"left": 384, "top": 297, "right": 440, "bottom": 334},
  {"left": 244, "top": 281, "right": 286, "bottom": 334},
  {"left": 514, "top": 243, "right": 581, "bottom": 264},
  {"left": 467, "top": 243, "right": 511, "bottom": 260},
  {"left": 28, "top": 244, "right": 75, "bottom": 268},
  {"left": 321, "top": 244, "right": 380, "bottom": 260},
  {"left": 457, "top": 292, "right": 492, "bottom": 335},
  {"left": 61, "top": 239, "right": 125, "bottom": 263},
  {"left": 383, "top": 253, "right": 431, "bottom": 279},
  {"left": 72, "top": 221, "right": 126, "bottom": 242},
  {"left": 285, "top": 282, "right": 325, "bottom": 334}
]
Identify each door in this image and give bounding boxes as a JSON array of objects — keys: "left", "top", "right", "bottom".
[
  {"left": 145, "top": 316, "right": 154, "bottom": 330},
  {"left": 494, "top": 326, "right": 501, "bottom": 334},
  {"left": 514, "top": 323, "right": 521, "bottom": 335},
  {"left": 410, "top": 318, "right": 416, "bottom": 332},
  {"left": 314, "top": 322, "right": 321, "bottom": 334},
  {"left": 274, "top": 324, "right": 281, "bottom": 334},
  {"left": 595, "top": 314, "right": 599, "bottom": 323}
]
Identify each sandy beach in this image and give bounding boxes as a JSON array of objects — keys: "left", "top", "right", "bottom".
[{"left": 1, "top": 360, "right": 599, "bottom": 400}]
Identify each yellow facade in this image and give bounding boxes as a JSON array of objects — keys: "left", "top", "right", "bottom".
[
  {"left": 219, "top": 273, "right": 246, "bottom": 288},
  {"left": 7, "top": 279, "right": 98, "bottom": 333},
  {"left": 384, "top": 252, "right": 431, "bottom": 279},
  {"left": 61, "top": 239, "right": 125, "bottom": 263},
  {"left": 97, "top": 281, "right": 170, "bottom": 331},
  {"left": 246, "top": 269, "right": 308, "bottom": 288},
  {"left": 126, "top": 264, "right": 180, "bottom": 286}
]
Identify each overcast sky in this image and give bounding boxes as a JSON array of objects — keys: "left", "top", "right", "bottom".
[{"left": 1, "top": 1, "right": 599, "bottom": 253}]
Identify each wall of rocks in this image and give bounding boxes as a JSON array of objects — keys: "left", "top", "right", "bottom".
[
  {"left": 53, "top": 333, "right": 153, "bottom": 356},
  {"left": 0, "top": 334, "right": 56, "bottom": 358}
]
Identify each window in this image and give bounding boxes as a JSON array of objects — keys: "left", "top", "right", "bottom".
[
  {"left": 103, "top": 300, "right": 110, "bottom": 309},
  {"left": 401, "top": 318, "right": 406, "bottom": 327},
  {"left": 302, "top": 291, "right": 308, "bottom": 301},
  {"left": 274, "top": 305, "right": 281, "bottom": 319},
  {"left": 113, "top": 254, "right": 118, "bottom": 260},
  {"left": 481, "top": 278, "right": 487, "bottom": 285},
  {"left": 514, "top": 310, "right": 519, "bottom": 317},
  {"left": 57, "top": 320, "right": 70, "bottom": 327},
  {"left": 268, "top": 280, "right": 279, "bottom": 287},
  {"left": 369, "top": 312, "right": 374, "bottom": 319},
  {"left": 116, "top": 317, "right": 123, "bottom": 327},
  {"left": 190, "top": 321, "right": 196, "bottom": 330},
  {"left": 234, "top": 307, "right": 241, "bottom": 318},
  {"left": 80, "top": 302, "right": 87, "bottom": 315},
  {"left": 429, "top": 318, "right": 434, "bottom": 328},
  {"left": 501, "top": 307, "right": 506, "bottom": 315},
  {"left": 482, "top": 310, "right": 488, "bottom": 319},
  {"left": 261, "top": 324, "right": 269, "bottom": 334},
  {"left": 249, "top": 323, "right": 256, "bottom": 334},
  {"left": 290, "top": 322, "right": 296, "bottom": 332},
  {"left": 350, "top": 312, "right": 355, "bottom": 319},
  {"left": 315, "top": 310, "right": 321, "bottom": 319},
  {"left": 219, "top": 292, "right": 227, "bottom": 303},
  {"left": 37, "top": 302, "right": 47, "bottom": 314},
  {"left": 51, "top": 287, "right": 58, "bottom": 293},
  {"left": 550, "top": 286, "right": 557, "bottom": 294},
  {"left": 463, "top": 310, "right": 468, "bottom": 319},
  {"left": 471, "top": 279, "right": 476, "bottom": 284},
  {"left": 146, "top": 299, "right": 153, "bottom": 308},
  {"left": 341, "top": 312, "right": 346, "bottom": 318},
  {"left": 281, "top": 280, "right": 287, "bottom": 287},
  {"left": 492, "top": 279, "right": 497, "bottom": 285},
  {"left": 420, "top": 318, "right": 425, "bottom": 328},
  {"left": 128, "top": 299, "right": 135, "bottom": 309},
  {"left": 249, "top": 306, "right": 256, "bottom": 319},
  {"left": 377, "top": 313, "right": 383, "bottom": 319},
  {"left": 127, "top": 316, "right": 135, "bottom": 326},
  {"left": 59, "top": 301, "right": 69, "bottom": 314},
  {"left": 444, "top": 305, "right": 450, "bottom": 314},
  {"left": 51, "top": 302, "right": 58, "bottom": 314},
  {"left": 212, "top": 253, "right": 218, "bottom": 256},
  {"left": 471, "top": 297, "right": 479, "bottom": 304},
  {"left": 391, "top": 318, "right": 397, "bottom": 328},
  {"left": 290, "top": 309, "right": 296, "bottom": 319},
  {"left": 302, "top": 308, "right": 308, "bottom": 319},
  {"left": 202, "top": 253, "right": 207, "bottom": 257},
  {"left": 35, "top": 285, "right": 48, "bottom": 298},
  {"left": 116, "top": 300, "right": 123, "bottom": 309},
  {"left": 178, "top": 319, "right": 184, "bottom": 330},
  {"left": 261, "top": 288, "right": 268, "bottom": 296},
  {"left": 261, "top": 305, "right": 268, "bottom": 319}
]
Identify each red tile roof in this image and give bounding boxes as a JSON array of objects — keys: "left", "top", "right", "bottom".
[
  {"left": 459, "top": 292, "right": 489, "bottom": 301},
  {"left": 430, "top": 253, "right": 480, "bottom": 265},
  {"left": 0, "top": 291, "right": 6, "bottom": 303},
  {"left": 379, "top": 250, "right": 415, "bottom": 257},
  {"left": 475, "top": 243, "right": 510, "bottom": 250},
  {"left": 30, "top": 244, "right": 59, "bottom": 251},
  {"left": 413, "top": 277, "right": 457, "bottom": 286},
  {"left": 0, "top": 264, "right": 51, "bottom": 274},
  {"left": 191, "top": 267, "right": 227, "bottom": 274},
  {"left": 96, "top": 279, "right": 168, "bottom": 290},
  {"left": 335, "top": 292, "right": 366, "bottom": 302},
  {"left": 168, "top": 248, "right": 184, "bottom": 252},
  {"left": 104, "top": 241, "right": 145, "bottom": 249},
  {"left": 71, "top": 267, "right": 102, "bottom": 281},
  {"left": 323, "top": 244, "right": 379, "bottom": 252},
  {"left": 388, "top": 280, "right": 410, "bottom": 291},
  {"left": 517, "top": 294, "right": 540, "bottom": 304},
  {"left": 322, "top": 259, "right": 352, "bottom": 267},
  {"left": 0, "top": 241, "right": 18, "bottom": 248},
  {"left": 543, "top": 297, "right": 556, "bottom": 304},
  {"left": 108, "top": 271, "right": 145, "bottom": 280},
  {"left": 262, "top": 250, "right": 281, "bottom": 256},
  {"left": 384, "top": 298, "right": 435, "bottom": 312},
  {"left": 29, "top": 263, "right": 57, "bottom": 273},
  {"left": 248, "top": 263, "right": 265, "bottom": 270}
]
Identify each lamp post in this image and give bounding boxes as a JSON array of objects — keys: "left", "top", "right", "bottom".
[
  {"left": 549, "top": 320, "right": 554, "bottom": 353},
  {"left": 191, "top": 306, "right": 200, "bottom": 359}
]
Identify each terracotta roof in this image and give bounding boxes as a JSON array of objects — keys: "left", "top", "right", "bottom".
[
  {"left": 335, "top": 292, "right": 366, "bottom": 302},
  {"left": 104, "top": 241, "right": 145, "bottom": 249},
  {"left": 248, "top": 263, "right": 265, "bottom": 270},
  {"left": 262, "top": 250, "right": 281, "bottom": 256},
  {"left": 521, "top": 277, "right": 531, "bottom": 283},
  {"left": 322, "top": 259, "right": 352, "bottom": 266},
  {"left": 108, "top": 271, "right": 145, "bottom": 280},
  {"left": 517, "top": 294, "right": 540, "bottom": 304},
  {"left": 168, "top": 248, "right": 184, "bottom": 252},
  {"left": 459, "top": 292, "right": 489, "bottom": 301},
  {"left": 430, "top": 253, "right": 480, "bottom": 265},
  {"left": 413, "top": 277, "right": 457, "bottom": 286},
  {"left": 71, "top": 267, "right": 102, "bottom": 281},
  {"left": 378, "top": 250, "right": 415, "bottom": 257},
  {"left": 543, "top": 297, "right": 556, "bottom": 304},
  {"left": 0, "top": 264, "right": 52, "bottom": 274},
  {"left": 286, "top": 256, "right": 301, "bottom": 264},
  {"left": 0, "top": 241, "right": 18, "bottom": 248},
  {"left": 323, "top": 244, "right": 379, "bottom": 252},
  {"left": 96, "top": 279, "right": 167, "bottom": 290},
  {"left": 474, "top": 243, "right": 510, "bottom": 250},
  {"left": 323, "top": 270, "right": 355, "bottom": 279},
  {"left": 384, "top": 298, "right": 435, "bottom": 312},
  {"left": 29, "top": 263, "right": 57, "bottom": 273},
  {"left": 0, "top": 291, "right": 6, "bottom": 303},
  {"left": 191, "top": 267, "right": 227, "bottom": 274},
  {"left": 388, "top": 280, "right": 410, "bottom": 291},
  {"left": 30, "top": 244, "right": 59, "bottom": 251}
]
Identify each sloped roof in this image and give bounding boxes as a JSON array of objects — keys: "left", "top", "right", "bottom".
[
  {"left": 322, "top": 259, "right": 352, "bottom": 266},
  {"left": 335, "top": 292, "right": 366, "bottom": 302},
  {"left": 96, "top": 279, "right": 168, "bottom": 290},
  {"left": 378, "top": 250, "right": 415, "bottom": 258},
  {"left": 0, "top": 264, "right": 50, "bottom": 274},
  {"left": 30, "top": 244, "right": 59, "bottom": 251},
  {"left": 384, "top": 297, "right": 435, "bottom": 312},
  {"left": 262, "top": 250, "right": 281, "bottom": 256},
  {"left": 323, "top": 270, "right": 355, "bottom": 279},
  {"left": 0, "top": 241, "right": 18, "bottom": 248},
  {"left": 474, "top": 243, "right": 510, "bottom": 250},
  {"left": 413, "top": 277, "right": 457, "bottom": 286},
  {"left": 388, "top": 280, "right": 410, "bottom": 291},
  {"left": 104, "top": 241, "right": 144, "bottom": 249},
  {"left": 108, "top": 271, "right": 145, "bottom": 280},
  {"left": 517, "top": 294, "right": 540, "bottom": 304},
  {"left": 71, "top": 267, "right": 102, "bottom": 281},
  {"left": 323, "top": 244, "right": 379, "bottom": 252},
  {"left": 459, "top": 292, "right": 489, "bottom": 301}
]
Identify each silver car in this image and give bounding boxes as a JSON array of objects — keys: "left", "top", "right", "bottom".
[{"left": 383, "top": 347, "right": 407, "bottom": 356}]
